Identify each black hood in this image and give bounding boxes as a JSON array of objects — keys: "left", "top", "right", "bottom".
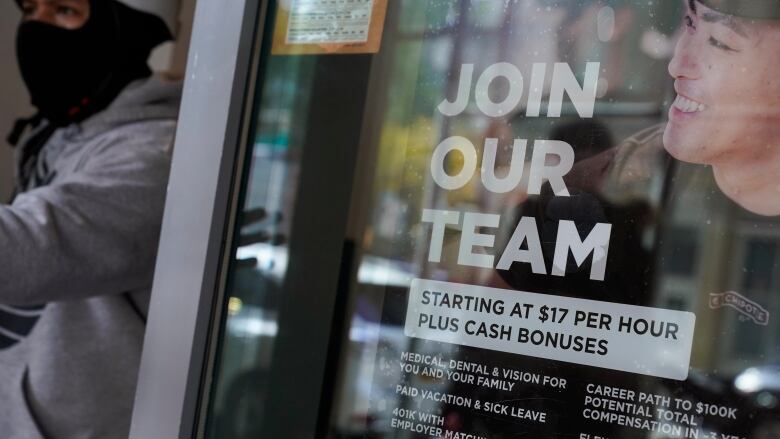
[{"left": 13, "top": 0, "right": 173, "bottom": 125}]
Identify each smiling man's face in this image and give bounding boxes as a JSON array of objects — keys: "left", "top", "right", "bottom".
[{"left": 663, "top": 0, "right": 780, "bottom": 166}]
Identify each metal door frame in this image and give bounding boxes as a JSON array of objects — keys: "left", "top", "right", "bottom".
[{"left": 129, "top": 0, "right": 267, "bottom": 437}]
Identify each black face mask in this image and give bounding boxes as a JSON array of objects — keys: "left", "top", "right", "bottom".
[{"left": 15, "top": 0, "right": 172, "bottom": 125}]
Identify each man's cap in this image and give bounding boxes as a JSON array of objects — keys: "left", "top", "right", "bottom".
[{"left": 698, "top": 0, "right": 780, "bottom": 20}]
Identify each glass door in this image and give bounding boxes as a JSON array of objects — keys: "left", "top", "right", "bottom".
[{"left": 137, "top": 1, "right": 780, "bottom": 438}]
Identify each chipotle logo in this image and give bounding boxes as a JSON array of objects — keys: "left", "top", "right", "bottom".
[{"left": 709, "top": 291, "right": 769, "bottom": 326}]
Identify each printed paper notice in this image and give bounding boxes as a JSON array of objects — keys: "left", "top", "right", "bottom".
[
  {"left": 287, "top": 0, "right": 373, "bottom": 44},
  {"left": 404, "top": 279, "right": 696, "bottom": 380},
  {"left": 271, "top": 0, "right": 387, "bottom": 55}
]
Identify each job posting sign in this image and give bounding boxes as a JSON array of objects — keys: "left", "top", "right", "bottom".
[
  {"left": 404, "top": 279, "right": 696, "bottom": 380},
  {"left": 403, "top": 60, "right": 699, "bottom": 380}
]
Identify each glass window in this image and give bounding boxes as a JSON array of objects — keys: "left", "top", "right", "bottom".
[{"left": 200, "top": 1, "right": 780, "bottom": 438}]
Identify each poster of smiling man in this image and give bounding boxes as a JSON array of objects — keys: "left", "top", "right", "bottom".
[{"left": 335, "top": 1, "right": 780, "bottom": 438}]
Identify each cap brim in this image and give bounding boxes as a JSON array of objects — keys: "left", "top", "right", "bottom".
[{"left": 698, "top": 0, "right": 780, "bottom": 19}]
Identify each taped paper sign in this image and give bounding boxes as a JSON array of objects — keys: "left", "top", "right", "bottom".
[
  {"left": 404, "top": 279, "right": 696, "bottom": 380},
  {"left": 272, "top": 0, "right": 387, "bottom": 55}
]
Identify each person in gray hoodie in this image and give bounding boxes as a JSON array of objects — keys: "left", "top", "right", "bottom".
[{"left": 2, "top": 0, "right": 181, "bottom": 437}]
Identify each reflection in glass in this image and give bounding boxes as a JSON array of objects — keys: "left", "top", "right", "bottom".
[{"left": 201, "top": 1, "right": 780, "bottom": 438}]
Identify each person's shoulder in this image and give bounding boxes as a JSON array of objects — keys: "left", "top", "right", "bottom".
[
  {"left": 80, "top": 119, "right": 177, "bottom": 169},
  {"left": 601, "top": 124, "right": 668, "bottom": 197},
  {"left": 562, "top": 123, "right": 668, "bottom": 204},
  {"left": 112, "top": 75, "right": 183, "bottom": 115},
  {"left": 57, "top": 119, "right": 175, "bottom": 178},
  {"left": 77, "top": 75, "right": 182, "bottom": 141},
  {"left": 75, "top": 76, "right": 181, "bottom": 157},
  {"left": 612, "top": 123, "right": 666, "bottom": 170}
]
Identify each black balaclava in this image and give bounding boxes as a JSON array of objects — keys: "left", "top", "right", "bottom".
[{"left": 14, "top": 0, "right": 172, "bottom": 126}]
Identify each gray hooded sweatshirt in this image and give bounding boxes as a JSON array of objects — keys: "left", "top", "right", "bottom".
[{"left": 0, "top": 76, "right": 181, "bottom": 438}]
